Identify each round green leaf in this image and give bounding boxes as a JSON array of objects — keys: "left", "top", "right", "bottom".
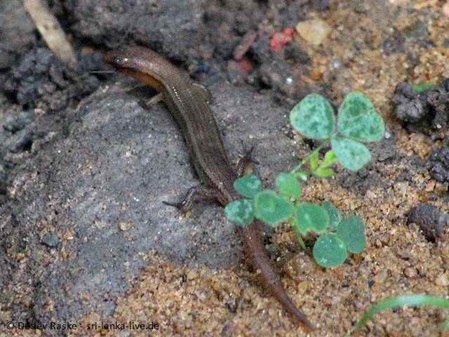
[
  {"left": 337, "top": 92, "right": 384, "bottom": 142},
  {"left": 290, "top": 94, "right": 335, "bottom": 140},
  {"left": 295, "top": 202, "right": 329, "bottom": 235},
  {"left": 276, "top": 172, "right": 301, "bottom": 199},
  {"left": 336, "top": 215, "right": 366, "bottom": 253},
  {"left": 224, "top": 199, "right": 254, "bottom": 226},
  {"left": 313, "top": 233, "right": 348, "bottom": 268},
  {"left": 331, "top": 136, "right": 371, "bottom": 172},
  {"left": 233, "top": 175, "right": 262, "bottom": 199},
  {"left": 321, "top": 201, "right": 342, "bottom": 229},
  {"left": 254, "top": 191, "right": 294, "bottom": 226}
]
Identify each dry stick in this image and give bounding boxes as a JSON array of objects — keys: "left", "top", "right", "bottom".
[{"left": 23, "top": 0, "right": 78, "bottom": 69}]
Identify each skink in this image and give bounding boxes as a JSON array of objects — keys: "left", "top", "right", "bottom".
[{"left": 104, "top": 46, "right": 312, "bottom": 330}]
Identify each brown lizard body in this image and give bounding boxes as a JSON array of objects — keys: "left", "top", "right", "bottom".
[{"left": 104, "top": 46, "right": 312, "bottom": 330}]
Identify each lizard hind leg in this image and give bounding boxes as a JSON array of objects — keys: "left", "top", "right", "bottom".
[{"left": 163, "top": 185, "right": 221, "bottom": 215}]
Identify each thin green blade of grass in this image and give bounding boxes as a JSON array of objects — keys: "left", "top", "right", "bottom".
[{"left": 346, "top": 294, "right": 449, "bottom": 336}]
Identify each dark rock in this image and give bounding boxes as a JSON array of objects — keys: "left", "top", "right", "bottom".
[
  {"left": 429, "top": 147, "right": 449, "bottom": 184},
  {"left": 41, "top": 234, "right": 60, "bottom": 248},
  {"left": 5, "top": 48, "right": 101, "bottom": 111},
  {"left": 392, "top": 80, "right": 449, "bottom": 128},
  {"left": 0, "top": 81, "right": 301, "bottom": 330},
  {"left": 3, "top": 111, "right": 35, "bottom": 133},
  {"left": 407, "top": 204, "right": 448, "bottom": 242}
]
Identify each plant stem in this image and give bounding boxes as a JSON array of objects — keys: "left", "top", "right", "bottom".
[
  {"left": 291, "top": 142, "right": 329, "bottom": 174},
  {"left": 296, "top": 233, "right": 306, "bottom": 251}
]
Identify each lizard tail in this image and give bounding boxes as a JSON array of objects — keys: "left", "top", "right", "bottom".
[{"left": 239, "top": 220, "right": 314, "bottom": 331}]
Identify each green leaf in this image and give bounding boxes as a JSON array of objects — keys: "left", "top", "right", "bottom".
[
  {"left": 313, "top": 233, "right": 348, "bottom": 268},
  {"left": 412, "top": 82, "right": 434, "bottom": 93},
  {"left": 321, "top": 201, "right": 342, "bottom": 229},
  {"left": 337, "top": 215, "right": 366, "bottom": 253},
  {"left": 320, "top": 150, "right": 338, "bottom": 168},
  {"left": 254, "top": 191, "right": 294, "bottom": 226},
  {"left": 346, "top": 295, "right": 449, "bottom": 337},
  {"left": 309, "top": 150, "right": 319, "bottom": 171},
  {"left": 276, "top": 172, "right": 302, "bottom": 199},
  {"left": 313, "top": 167, "right": 335, "bottom": 178},
  {"left": 295, "top": 202, "right": 329, "bottom": 235},
  {"left": 337, "top": 92, "right": 384, "bottom": 142},
  {"left": 233, "top": 175, "right": 262, "bottom": 199},
  {"left": 311, "top": 150, "right": 338, "bottom": 178},
  {"left": 290, "top": 94, "right": 335, "bottom": 140},
  {"left": 294, "top": 171, "right": 308, "bottom": 182},
  {"left": 331, "top": 136, "right": 371, "bottom": 172},
  {"left": 224, "top": 199, "right": 254, "bottom": 226}
]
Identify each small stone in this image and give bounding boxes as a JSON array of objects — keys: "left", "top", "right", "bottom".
[
  {"left": 429, "top": 147, "right": 449, "bottom": 184},
  {"left": 365, "top": 189, "right": 376, "bottom": 199},
  {"left": 374, "top": 270, "right": 388, "bottom": 283},
  {"left": 388, "top": 0, "right": 408, "bottom": 4},
  {"left": 425, "top": 181, "right": 435, "bottom": 192},
  {"left": 296, "top": 19, "right": 332, "bottom": 46},
  {"left": 41, "top": 233, "right": 60, "bottom": 248},
  {"left": 187, "top": 270, "right": 198, "bottom": 280},
  {"left": 297, "top": 280, "right": 310, "bottom": 294},
  {"left": 403, "top": 267, "right": 418, "bottom": 278},
  {"left": 435, "top": 272, "right": 449, "bottom": 286},
  {"left": 407, "top": 204, "right": 447, "bottom": 242},
  {"left": 309, "top": 68, "right": 323, "bottom": 81},
  {"left": 0, "top": 310, "right": 11, "bottom": 322},
  {"left": 118, "top": 222, "right": 133, "bottom": 231},
  {"left": 443, "top": 1, "right": 449, "bottom": 17},
  {"left": 352, "top": 0, "right": 369, "bottom": 13}
]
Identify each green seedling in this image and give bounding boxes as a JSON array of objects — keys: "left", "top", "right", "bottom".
[
  {"left": 345, "top": 294, "right": 449, "bottom": 336},
  {"left": 412, "top": 81, "right": 435, "bottom": 93},
  {"left": 225, "top": 92, "right": 384, "bottom": 268}
]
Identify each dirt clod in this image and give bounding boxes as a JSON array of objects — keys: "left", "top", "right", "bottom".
[
  {"left": 429, "top": 147, "right": 449, "bottom": 184},
  {"left": 407, "top": 203, "right": 448, "bottom": 242},
  {"left": 392, "top": 80, "right": 449, "bottom": 129}
]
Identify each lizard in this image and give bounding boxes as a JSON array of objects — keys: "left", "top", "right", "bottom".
[{"left": 103, "top": 46, "right": 313, "bottom": 331}]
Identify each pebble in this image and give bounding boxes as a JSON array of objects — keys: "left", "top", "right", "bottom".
[
  {"left": 388, "top": 0, "right": 409, "bottom": 4},
  {"left": 443, "top": 1, "right": 449, "bottom": 17},
  {"left": 435, "top": 272, "right": 449, "bottom": 286},
  {"left": 118, "top": 222, "right": 133, "bottom": 231},
  {"left": 296, "top": 19, "right": 331, "bottom": 46},
  {"left": 352, "top": 1, "right": 369, "bottom": 13},
  {"left": 407, "top": 204, "right": 448, "bottom": 242},
  {"left": 403, "top": 267, "right": 418, "bottom": 278},
  {"left": 41, "top": 233, "right": 60, "bottom": 248},
  {"left": 309, "top": 68, "right": 323, "bottom": 81}
]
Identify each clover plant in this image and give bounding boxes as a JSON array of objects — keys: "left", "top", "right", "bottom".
[{"left": 224, "top": 92, "right": 384, "bottom": 268}]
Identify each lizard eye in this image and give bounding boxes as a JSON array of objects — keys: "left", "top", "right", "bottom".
[
  {"left": 103, "top": 52, "right": 128, "bottom": 68},
  {"left": 117, "top": 57, "right": 129, "bottom": 65}
]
